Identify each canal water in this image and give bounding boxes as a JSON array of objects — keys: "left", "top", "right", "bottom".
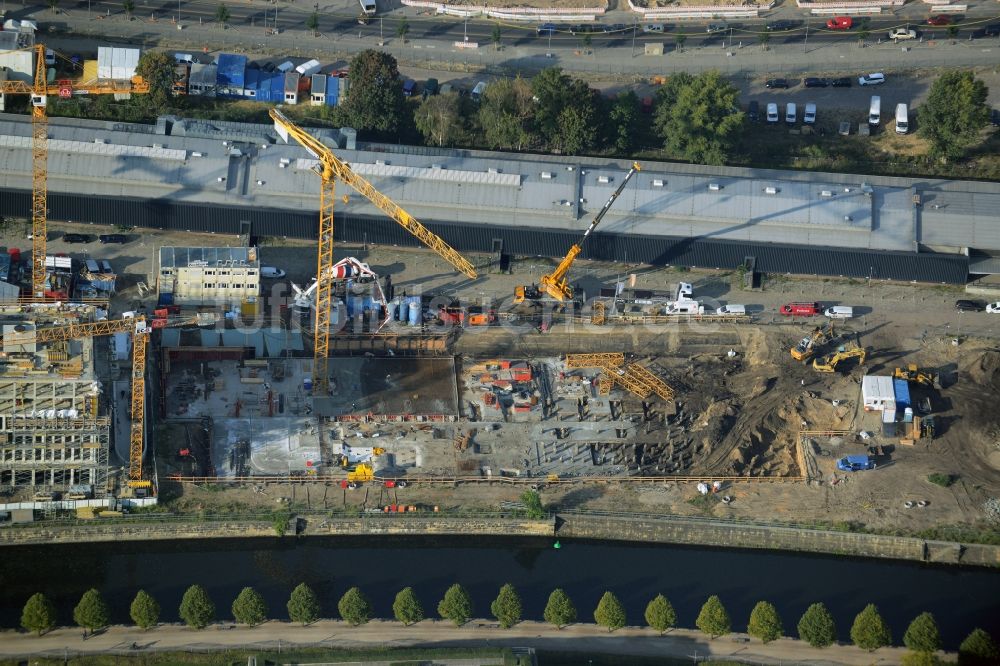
[{"left": 1, "top": 536, "right": 998, "bottom": 648}]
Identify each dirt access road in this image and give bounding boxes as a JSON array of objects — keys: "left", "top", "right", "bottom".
[{"left": 0, "top": 619, "right": 917, "bottom": 665}]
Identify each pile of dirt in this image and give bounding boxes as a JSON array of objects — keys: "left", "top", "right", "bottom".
[{"left": 961, "top": 350, "right": 1000, "bottom": 388}]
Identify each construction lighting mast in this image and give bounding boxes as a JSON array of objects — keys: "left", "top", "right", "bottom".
[
  {"left": 269, "top": 107, "right": 477, "bottom": 395},
  {"left": 515, "top": 162, "right": 641, "bottom": 304},
  {"left": 0, "top": 44, "right": 150, "bottom": 298}
]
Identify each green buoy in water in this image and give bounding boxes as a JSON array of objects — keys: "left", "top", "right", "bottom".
[{"left": 553, "top": 540, "right": 561, "bottom": 549}]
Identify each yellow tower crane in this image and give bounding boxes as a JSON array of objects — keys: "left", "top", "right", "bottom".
[
  {"left": 269, "top": 108, "right": 477, "bottom": 395},
  {"left": 0, "top": 44, "right": 150, "bottom": 298},
  {"left": 515, "top": 162, "right": 640, "bottom": 305}
]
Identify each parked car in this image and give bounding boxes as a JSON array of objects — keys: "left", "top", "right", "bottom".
[
  {"left": 837, "top": 455, "right": 875, "bottom": 472},
  {"left": 804, "top": 77, "right": 828, "bottom": 88},
  {"left": 785, "top": 102, "right": 797, "bottom": 125},
  {"left": 402, "top": 80, "right": 416, "bottom": 97},
  {"left": 991, "top": 109, "right": 1000, "bottom": 128},
  {"left": 641, "top": 96, "right": 654, "bottom": 114},
  {"left": 98, "top": 234, "right": 128, "bottom": 244},
  {"left": 858, "top": 72, "right": 886, "bottom": 86},
  {"left": 605, "top": 23, "right": 628, "bottom": 33},
  {"left": 804, "top": 102, "right": 817, "bottom": 124},
  {"left": 926, "top": 15, "right": 952, "bottom": 26},
  {"left": 985, "top": 23, "right": 1000, "bottom": 36},
  {"left": 747, "top": 100, "right": 759, "bottom": 122},
  {"left": 780, "top": 302, "right": 821, "bottom": 316},
  {"left": 766, "top": 102, "right": 779, "bottom": 123},
  {"left": 955, "top": 299, "right": 985, "bottom": 312},
  {"left": 765, "top": 78, "right": 789, "bottom": 89},
  {"left": 422, "top": 78, "right": 439, "bottom": 99},
  {"left": 706, "top": 22, "right": 728, "bottom": 34},
  {"left": 826, "top": 16, "right": 853, "bottom": 30},
  {"left": 765, "top": 20, "right": 797, "bottom": 31},
  {"left": 536, "top": 22, "right": 558, "bottom": 36},
  {"left": 888, "top": 28, "right": 918, "bottom": 41},
  {"left": 260, "top": 266, "right": 286, "bottom": 279},
  {"left": 986, "top": 302, "right": 1000, "bottom": 313},
  {"left": 642, "top": 23, "right": 666, "bottom": 33},
  {"left": 63, "top": 233, "right": 92, "bottom": 243},
  {"left": 569, "top": 24, "right": 602, "bottom": 34},
  {"left": 830, "top": 77, "right": 852, "bottom": 88}
]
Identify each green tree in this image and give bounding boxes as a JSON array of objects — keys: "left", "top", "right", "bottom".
[
  {"left": 341, "top": 50, "right": 407, "bottom": 135},
  {"left": 338, "top": 586, "right": 372, "bottom": 626},
  {"left": 946, "top": 25, "right": 959, "bottom": 40},
  {"left": 553, "top": 83, "right": 600, "bottom": 154},
  {"left": 904, "top": 612, "right": 941, "bottom": 653},
  {"left": 798, "top": 602, "right": 837, "bottom": 648},
  {"left": 654, "top": 71, "right": 744, "bottom": 166},
  {"left": 437, "top": 583, "right": 472, "bottom": 626},
  {"left": 21, "top": 593, "right": 57, "bottom": 636},
  {"left": 520, "top": 489, "right": 545, "bottom": 518},
  {"left": 491, "top": 24, "right": 502, "bottom": 50},
  {"left": 593, "top": 591, "right": 626, "bottom": 633},
  {"left": 397, "top": 18, "right": 410, "bottom": 42},
  {"left": 215, "top": 3, "right": 230, "bottom": 27},
  {"left": 747, "top": 600, "right": 783, "bottom": 644},
  {"left": 531, "top": 67, "right": 574, "bottom": 138},
  {"left": 392, "top": 587, "right": 424, "bottom": 626},
  {"left": 606, "top": 91, "right": 639, "bottom": 154},
  {"left": 959, "top": 628, "right": 1000, "bottom": 665},
  {"left": 122, "top": 0, "right": 134, "bottom": 18},
  {"left": 920, "top": 70, "right": 990, "bottom": 160},
  {"left": 695, "top": 595, "right": 731, "bottom": 639},
  {"left": 415, "top": 94, "right": 464, "bottom": 147},
  {"left": 582, "top": 33, "right": 593, "bottom": 53},
  {"left": 73, "top": 588, "right": 110, "bottom": 635},
  {"left": 675, "top": 33, "right": 687, "bottom": 51},
  {"left": 758, "top": 31, "right": 769, "bottom": 50},
  {"left": 902, "top": 653, "right": 943, "bottom": 666},
  {"left": 490, "top": 584, "right": 522, "bottom": 628},
  {"left": 231, "top": 587, "right": 267, "bottom": 627},
  {"left": 306, "top": 11, "right": 319, "bottom": 36},
  {"left": 135, "top": 51, "right": 177, "bottom": 113},
  {"left": 179, "top": 584, "right": 215, "bottom": 630},
  {"left": 543, "top": 588, "right": 577, "bottom": 629},
  {"left": 644, "top": 594, "right": 676, "bottom": 634},
  {"left": 851, "top": 603, "right": 892, "bottom": 652},
  {"left": 130, "top": 590, "right": 160, "bottom": 630},
  {"left": 478, "top": 76, "right": 535, "bottom": 150},
  {"left": 47, "top": 0, "right": 59, "bottom": 13},
  {"left": 287, "top": 583, "right": 321, "bottom": 626}
]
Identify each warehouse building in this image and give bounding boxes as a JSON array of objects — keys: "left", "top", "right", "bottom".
[
  {"left": 158, "top": 246, "right": 260, "bottom": 306},
  {"left": 0, "top": 113, "right": 998, "bottom": 283}
]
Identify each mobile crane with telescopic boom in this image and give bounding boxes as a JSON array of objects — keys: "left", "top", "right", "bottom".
[{"left": 514, "top": 162, "right": 640, "bottom": 305}]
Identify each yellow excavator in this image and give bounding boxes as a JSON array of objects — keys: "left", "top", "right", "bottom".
[
  {"left": 893, "top": 364, "right": 941, "bottom": 389},
  {"left": 791, "top": 322, "right": 835, "bottom": 362},
  {"left": 514, "top": 162, "right": 640, "bottom": 305},
  {"left": 812, "top": 344, "right": 867, "bottom": 373}
]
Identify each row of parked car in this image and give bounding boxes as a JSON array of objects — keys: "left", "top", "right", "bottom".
[
  {"left": 765, "top": 72, "right": 886, "bottom": 89},
  {"left": 749, "top": 101, "right": 818, "bottom": 125}
]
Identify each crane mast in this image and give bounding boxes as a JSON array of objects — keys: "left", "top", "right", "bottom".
[
  {"left": 517, "top": 162, "right": 641, "bottom": 304},
  {"left": 0, "top": 44, "right": 150, "bottom": 298},
  {"left": 269, "top": 108, "right": 477, "bottom": 395}
]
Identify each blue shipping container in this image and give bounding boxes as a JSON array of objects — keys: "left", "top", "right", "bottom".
[
  {"left": 270, "top": 72, "right": 284, "bottom": 102},
  {"left": 325, "top": 76, "right": 339, "bottom": 106},
  {"left": 216, "top": 53, "right": 247, "bottom": 98},
  {"left": 243, "top": 68, "right": 260, "bottom": 100},
  {"left": 893, "top": 378, "right": 911, "bottom": 409}
]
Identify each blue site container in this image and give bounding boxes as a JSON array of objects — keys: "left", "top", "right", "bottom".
[
  {"left": 269, "top": 72, "right": 284, "bottom": 102},
  {"left": 243, "top": 68, "right": 260, "bottom": 100},
  {"left": 326, "top": 76, "right": 339, "bottom": 106},
  {"left": 893, "top": 378, "right": 911, "bottom": 409},
  {"left": 158, "top": 293, "right": 174, "bottom": 306},
  {"left": 216, "top": 53, "right": 247, "bottom": 98}
]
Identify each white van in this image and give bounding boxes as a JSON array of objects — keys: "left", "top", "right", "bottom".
[
  {"left": 804, "top": 102, "right": 817, "bottom": 125},
  {"left": 869, "top": 96, "right": 881, "bottom": 126},
  {"left": 824, "top": 306, "right": 854, "bottom": 319},
  {"left": 785, "top": 102, "right": 797, "bottom": 125},
  {"left": 716, "top": 304, "right": 746, "bottom": 315},
  {"left": 665, "top": 301, "right": 705, "bottom": 315},
  {"left": 766, "top": 103, "right": 779, "bottom": 123},
  {"left": 471, "top": 81, "right": 487, "bottom": 102},
  {"left": 895, "top": 103, "right": 909, "bottom": 134}
]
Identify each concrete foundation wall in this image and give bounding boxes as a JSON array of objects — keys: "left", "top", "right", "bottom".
[{"left": 556, "top": 514, "right": 1000, "bottom": 567}]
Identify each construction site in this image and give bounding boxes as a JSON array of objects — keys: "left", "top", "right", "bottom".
[{"left": 0, "top": 47, "right": 997, "bottom": 540}]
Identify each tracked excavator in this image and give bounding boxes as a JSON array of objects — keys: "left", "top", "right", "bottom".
[
  {"left": 893, "top": 364, "right": 941, "bottom": 389},
  {"left": 791, "top": 322, "right": 835, "bottom": 362},
  {"left": 812, "top": 343, "right": 867, "bottom": 373}
]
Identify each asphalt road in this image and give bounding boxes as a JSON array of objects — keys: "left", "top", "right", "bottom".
[{"left": 14, "top": 0, "right": 1000, "bottom": 51}]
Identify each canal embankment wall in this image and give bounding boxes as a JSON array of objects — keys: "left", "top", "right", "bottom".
[{"left": 1, "top": 512, "right": 997, "bottom": 568}]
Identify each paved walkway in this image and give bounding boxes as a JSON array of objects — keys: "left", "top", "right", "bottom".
[{"left": 0, "top": 618, "right": 917, "bottom": 664}]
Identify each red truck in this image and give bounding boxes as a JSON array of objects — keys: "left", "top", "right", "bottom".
[
  {"left": 826, "top": 16, "right": 853, "bottom": 30},
  {"left": 780, "top": 302, "right": 821, "bottom": 316}
]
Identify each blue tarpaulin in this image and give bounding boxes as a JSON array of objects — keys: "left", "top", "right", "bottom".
[
  {"left": 893, "top": 378, "right": 911, "bottom": 409},
  {"left": 216, "top": 53, "right": 247, "bottom": 97}
]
